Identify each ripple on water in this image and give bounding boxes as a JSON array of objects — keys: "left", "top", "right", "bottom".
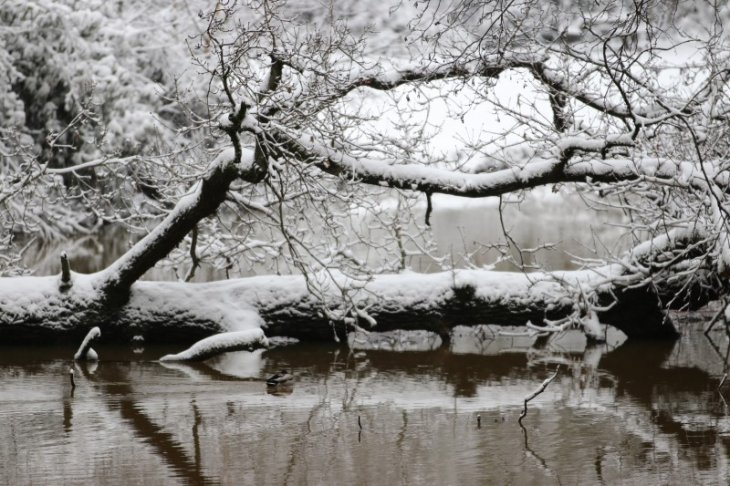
[{"left": 1, "top": 335, "right": 729, "bottom": 484}]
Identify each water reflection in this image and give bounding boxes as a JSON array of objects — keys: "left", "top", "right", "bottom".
[{"left": 2, "top": 319, "right": 730, "bottom": 484}]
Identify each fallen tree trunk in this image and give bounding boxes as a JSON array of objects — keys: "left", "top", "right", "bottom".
[{"left": 0, "top": 261, "right": 717, "bottom": 344}]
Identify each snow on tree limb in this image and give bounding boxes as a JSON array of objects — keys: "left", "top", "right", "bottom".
[
  {"left": 263, "top": 122, "right": 719, "bottom": 198},
  {"left": 306, "top": 54, "right": 697, "bottom": 126},
  {"left": 159, "top": 329, "right": 268, "bottom": 362},
  {"left": 627, "top": 227, "right": 709, "bottom": 264},
  {"left": 74, "top": 326, "right": 100, "bottom": 361},
  {"left": 96, "top": 148, "right": 255, "bottom": 297}
]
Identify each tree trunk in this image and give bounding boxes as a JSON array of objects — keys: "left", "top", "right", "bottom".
[{"left": 1, "top": 264, "right": 716, "bottom": 344}]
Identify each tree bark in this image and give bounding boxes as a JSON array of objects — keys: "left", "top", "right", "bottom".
[{"left": 1, "top": 263, "right": 717, "bottom": 344}]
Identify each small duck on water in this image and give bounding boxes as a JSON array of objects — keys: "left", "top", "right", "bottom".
[{"left": 266, "top": 369, "right": 292, "bottom": 386}]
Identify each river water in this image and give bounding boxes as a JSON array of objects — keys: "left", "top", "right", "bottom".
[{"left": 2, "top": 316, "right": 730, "bottom": 485}]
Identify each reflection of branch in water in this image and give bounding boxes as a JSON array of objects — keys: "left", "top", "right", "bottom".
[
  {"left": 115, "top": 398, "right": 216, "bottom": 485},
  {"left": 519, "top": 421, "right": 562, "bottom": 485},
  {"left": 63, "top": 397, "right": 73, "bottom": 433},
  {"left": 600, "top": 340, "right": 730, "bottom": 466},
  {"left": 79, "top": 363, "right": 216, "bottom": 485},
  {"left": 704, "top": 327, "right": 730, "bottom": 414},
  {"left": 158, "top": 360, "right": 264, "bottom": 383},
  {"left": 192, "top": 400, "right": 202, "bottom": 478},
  {"left": 704, "top": 299, "right": 727, "bottom": 335},
  {"left": 594, "top": 446, "right": 605, "bottom": 484},
  {"left": 282, "top": 393, "right": 328, "bottom": 485},
  {"left": 396, "top": 411, "right": 407, "bottom": 449},
  {"left": 704, "top": 329, "right": 730, "bottom": 371}
]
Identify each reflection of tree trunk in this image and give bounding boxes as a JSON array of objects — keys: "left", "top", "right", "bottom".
[
  {"left": 77, "top": 363, "right": 215, "bottom": 485},
  {"left": 600, "top": 339, "right": 730, "bottom": 468}
]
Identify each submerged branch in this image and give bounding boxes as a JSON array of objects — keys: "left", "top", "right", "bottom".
[
  {"left": 74, "top": 326, "right": 101, "bottom": 361},
  {"left": 159, "top": 329, "right": 268, "bottom": 362},
  {"left": 518, "top": 367, "right": 560, "bottom": 426}
]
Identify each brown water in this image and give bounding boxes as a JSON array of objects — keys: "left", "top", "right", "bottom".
[{"left": 2, "top": 318, "right": 730, "bottom": 485}]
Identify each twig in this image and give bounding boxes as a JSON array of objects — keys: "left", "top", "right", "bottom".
[
  {"left": 184, "top": 225, "right": 200, "bottom": 282},
  {"left": 719, "top": 373, "right": 727, "bottom": 391},
  {"left": 704, "top": 299, "right": 727, "bottom": 335},
  {"left": 424, "top": 192, "right": 433, "bottom": 226},
  {"left": 518, "top": 366, "right": 560, "bottom": 426}
]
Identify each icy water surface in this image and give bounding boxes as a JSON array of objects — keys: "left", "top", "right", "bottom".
[{"left": 2, "top": 322, "right": 730, "bottom": 485}]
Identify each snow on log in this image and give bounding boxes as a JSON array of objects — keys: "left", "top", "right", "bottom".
[
  {"left": 74, "top": 326, "right": 100, "bottom": 361},
  {"left": 0, "top": 228, "right": 717, "bottom": 344},
  {"left": 159, "top": 329, "right": 268, "bottom": 362},
  {"left": 0, "top": 265, "right": 708, "bottom": 344},
  {"left": 238, "top": 266, "right": 682, "bottom": 340}
]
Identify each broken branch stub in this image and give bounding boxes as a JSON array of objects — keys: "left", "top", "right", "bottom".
[{"left": 59, "top": 252, "right": 72, "bottom": 292}]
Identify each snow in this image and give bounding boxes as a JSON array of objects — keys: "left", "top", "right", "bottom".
[
  {"left": 710, "top": 197, "right": 730, "bottom": 277},
  {"left": 2, "top": 1, "right": 724, "bottom": 346},
  {"left": 278, "top": 124, "right": 562, "bottom": 195},
  {"left": 159, "top": 329, "right": 268, "bottom": 362},
  {"left": 179, "top": 265, "right": 621, "bottom": 328},
  {"left": 556, "top": 133, "right": 633, "bottom": 152},
  {"left": 98, "top": 145, "right": 255, "bottom": 292},
  {"left": 267, "top": 118, "right": 723, "bottom": 200},
  {"left": 74, "top": 326, "right": 101, "bottom": 361},
  {"left": 128, "top": 279, "right": 265, "bottom": 333},
  {"left": 628, "top": 227, "right": 705, "bottom": 262},
  {"left": 0, "top": 273, "right": 99, "bottom": 331}
]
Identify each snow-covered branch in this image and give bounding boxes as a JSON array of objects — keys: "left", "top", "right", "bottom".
[
  {"left": 160, "top": 329, "right": 268, "bottom": 361},
  {"left": 298, "top": 54, "right": 697, "bottom": 127},
  {"left": 96, "top": 148, "right": 256, "bottom": 298},
  {"left": 264, "top": 123, "right": 717, "bottom": 198}
]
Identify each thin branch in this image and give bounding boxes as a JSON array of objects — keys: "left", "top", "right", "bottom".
[
  {"left": 184, "top": 226, "right": 200, "bottom": 282},
  {"left": 518, "top": 366, "right": 560, "bottom": 425}
]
